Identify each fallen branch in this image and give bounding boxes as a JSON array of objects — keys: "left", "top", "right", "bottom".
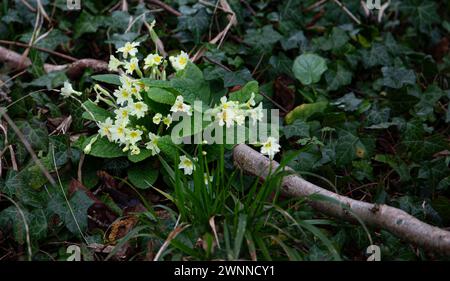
[
  {"left": 233, "top": 144, "right": 450, "bottom": 255},
  {"left": 0, "top": 46, "right": 108, "bottom": 79}
]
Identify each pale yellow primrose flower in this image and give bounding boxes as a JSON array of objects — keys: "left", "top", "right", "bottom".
[
  {"left": 249, "top": 103, "right": 264, "bottom": 125},
  {"left": 128, "top": 102, "right": 148, "bottom": 119},
  {"left": 110, "top": 122, "right": 127, "bottom": 143},
  {"left": 163, "top": 114, "right": 173, "bottom": 128},
  {"left": 145, "top": 133, "right": 160, "bottom": 156},
  {"left": 170, "top": 95, "right": 192, "bottom": 116},
  {"left": 179, "top": 155, "right": 195, "bottom": 175},
  {"left": 246, "top": 92, "right": 256, "bottom": 108},
  {"left": 216, "top": 96, "right": 238, "bottom": 128},
  {"left": 114, "top": 107, "right": 130, "bottom": 124},
  {"left": 169, "top": 51, "right": 190, "bottom": 71},
  {"left": 144, "top": 53, "right": 163, "bottom": 69},
  {"left": 216, "top": 108, "right": 235, "bottom": 128},
  {"left": 260, "top": 137, "right": 280, "bottom": 160},
  {"left": 125, "top": 128, "right": 143, "bottom": 145},
  {"left": 130, "top": 145, "right": 140, "bottom": 155},
  {"left": 120, "top": 74, "right": 134, "bottom": 89},
  {"left": 153, "top": 113, "right": 163, "bottom": 125},
  {"left": 117, "top": 41, "right": 140, "bottom": 59},
  {"left": 108, "top": 55, "right": 123, "bottom": 71},
  {"left": 60, "top": 81, "right": 82, "bottom": 98},
  {"left": 98, "top": 117, "right": 114, "bottom": 140},
  {"left": 204, "top": 173, "right": 213, "bottom": 185},
  {"left": 124, "top": 57, "right": 140, "bottom": 75},
  {"left": 113, "top": 87, "right": 133, "bottom": 106}
]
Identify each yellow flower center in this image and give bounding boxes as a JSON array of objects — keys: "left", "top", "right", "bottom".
[{"left": 179, "top": 57, "right": 187, "bottom": 65}]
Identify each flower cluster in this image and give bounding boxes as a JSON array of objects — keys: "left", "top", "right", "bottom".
[
  {"left": 68, "top": 31, "right": 280, "bottom": 177},
  {"left": 206, "top": 93, "right": 264, "bottom": 128},
  {"left": 93, "top": 40, "right": 195, "bottom": 156}
]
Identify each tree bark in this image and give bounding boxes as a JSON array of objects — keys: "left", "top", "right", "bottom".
[{"left": 233, "top": 144, "right": 450, "bottom": 255}]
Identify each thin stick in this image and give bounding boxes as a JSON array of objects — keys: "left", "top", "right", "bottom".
[
  {"left": 304, "top": 0, "right": 328, "bottom": 12},
  {"left": 0, "top": 40, "right": 78, "bottom": 62},
  {"left": 19, "top": 0, "right": 37, "bottom": 12},
  {"left": 0, "top": 194, "right": 32, "bottom": 261},
  {"left": 332, "top": 0, "right": 361, "bottom": 25},
  {"left": 153, "top": 216, "right": 189, "bottom": 261},
  {"left": 147, "top": 0, "right": 182, "bottom": 17},
  {"left": 0, "top": 109, "right": 56, "bottom": 186}
]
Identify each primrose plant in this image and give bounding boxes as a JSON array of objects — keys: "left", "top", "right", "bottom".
[{"left": 60, "top": 23, "right": 280, "bottom": 177}]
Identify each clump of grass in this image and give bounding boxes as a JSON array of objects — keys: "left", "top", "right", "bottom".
[{"left": 113, "top": 144, "right": 343, "bottom": 261}]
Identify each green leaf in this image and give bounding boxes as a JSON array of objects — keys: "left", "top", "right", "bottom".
[
  {"left": 158, "top": 135, "right": 178, "bottom": 162},
  {"left": 382, "top": 67, "right": 416, "bottom": 89},
  {"left": 147, "top": 87, "right": 176, "bottom": 105},
  {"left": 325, "top": 61, "right": 352, "bottom": 91},
  {"left": 292, "top": 54, "right": 328, "bottom": 85},
  {"left": 402, "top": 0, "right": 440, "bottom": 33},
  {"left": 170, "top": 62, "right": 210, "bottom": 103},
  {"left": 91, "top": 74, "right": 122, "bottom": 86},
  {"left": 74, "top": 12, "right": 107, "bottom": 38},
  {"left": 244, "top": 25, "right": 282, "bottom": 53},
  {"left": 312, "top": 27, "right": 349, "bottom": 51},
  {"left": 283, "top": 120, "right": 310, "bottom": 138},
  {"left": 374, "top": 154, "right": 411, "bottom": 182},
  {"left": 25, "top": 71, "right": 68, "bottom": 90},
  {"left": 14, "top": 118, "right": 49, "bottom": 152},
  {"left": 335, "top": 129, "right": 368, "bottom": 167},
  {"left": 48, "top": 191, "right": 94, "bottom": 234},
  {"left": 128, "top": 161, "right": 158, "bottom": 189},
  {"left": 81, "top": 100, "right": 113, "bottom": 122},
  {"left": 285, "top": 101, "right": 328, "bottom": 124},
  {"left": 229, "top": 81, "right": 262, "bottom": 104},
  {"left": 177, "top": 7, "right": 210, "bottom": 43},
  {"left": 128, "top": 149, "right": 153, "bottom": 163},
  {"left": 84, "top": 135, "right": 127, "bottom": 158},
  {"left": 332, "top": 92, "right": 363, "bottom": 112}
]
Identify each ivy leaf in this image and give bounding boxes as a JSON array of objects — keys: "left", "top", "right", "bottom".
[
  {"left": 223, "top": 69, "right": 253, "bottom": 88},
  {"left": 359, "top": 43, "right": 391, "bottom": 68},
  {"left": 13, "top": 118, "right": 49, "bottom": 152},
  {"left": 244, "top": 25, "right": 282, "bottom": 53},
  {"left": 283, "top": 120, "right": 310, "bottom": 139},
  {"left": 332, "top": 92, "right": 362, "bottom": 112},
  {"left": 25, "top": 71, "right": 68, "bottom": 90},
  {"left": 374, "top": 154, "right": 411, "bottom": 182},
  {"left": 74, "top": 12, "right": 107, "bottom": 38},
  {"left": 402, "top": 0, "right": 440, "bottom": 33},
  {"left": 401, "top": 121, "right": 448, "bottom": 161},
  {"left": 48, "top": 191, "right": 94, "bottom": 234},
  {"left": 292, "top": 54, "right": 327, "bottom": 85},
  {"left": 382, "top": 67, "right": 416, "bottom": 89},
  {"left": 312, "top": 27, "right": 349, "bottom": 51},
  {"left": 177, "top": 6, "right": 210, "bottom": 43},
  {"left": 335, "top": 129, "right": 369, "bottom": 167},
  {"left": 325, "top": 61, "right": 352, "bottom": 91}
]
